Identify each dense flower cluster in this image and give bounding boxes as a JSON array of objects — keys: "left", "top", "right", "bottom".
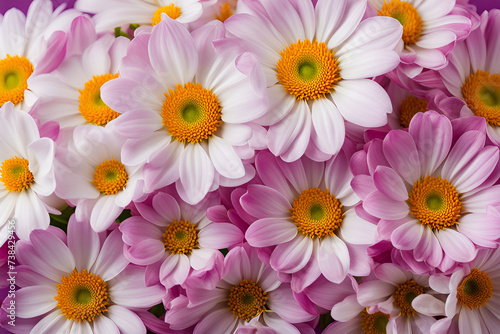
[{"left": 1, "top": 0, "right": 500, "bottom": 333}]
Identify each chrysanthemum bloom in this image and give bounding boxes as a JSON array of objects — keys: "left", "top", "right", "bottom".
[
  {"left": 368, "top": 0, "right": 473, "bottom": 78},
  {"left": 0, "top": 102, "right": 56, "bottom": 244},
  {"left": 241, "top": 150, "right": 376, "bottom": 291},
  {"left": 54, "top": 125, "right": 143, "bottom": 232},
  {"left": 74, "top": 0, "right": 203, "bottom": 32},
  {"left": 1, "top": 215, "right": 164, "bottom": 333},
  {"left": 357, "top": 263, "right": 437, "bottom": 333},
  {"left": 102, "top": 17, "right": 268, "bottom": 204},
  {"left": 29, "top": 16, "right": 129, "bottom": 143},
  {"left": 189, "top": 0, "right": 238, "bottom": 30},
  {"left": 164, "top": 245, "right": 317, "bottom": 333},
  {"left": 352, "top": 111, "right": 500, "bottom": 273},
  {"left": 120, "top": 189, "right": 243, "bottom": 289},
  {"left": 413, "top": 246, "right": 500, "bottom": 333},
  {"left": 224, "top": 0, "right": 402, "bottom": 161},
  {"left": 438, "top": 9, "right": 500, "bottom": 145},
  {"left": 0, "top": 0, "right": 80, "bottom": 110}
]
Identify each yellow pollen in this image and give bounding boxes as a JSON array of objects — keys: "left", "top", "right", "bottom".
[
  {"left": 228, "top": 279, "right": 267, "bottom": 322},
  {"left": 408, "top": 176, "right": 462, "bottom": 230},
  {"left": 54, "top": 269, "right": 110, "bottom": 322},
  {"left": 276, "top": 39, "right": 341, "bottom": 100},
  {"left": 152, "top": 4, "right": 182, "bottom": 25},
  {"left": 162, "top": 82, "right": 222, "bottom": 143},
  {"left": 78, "top": 73, "right": 120, "bottom": 126},
  {"left": 215, "top": 3, "right": 233, "bottom": 22},
  {"left": 393, "top": 279, "right": 424, "bottom": 317},
  {"left": 378, "top": 0, "right": 422, "bottom": 45},
  {"left": 91, "top": 159, "right": 128, "bottom": 195},
  {"left": 291, "top": 188, "right": 343, "bottom": 239},
  {"left": 399, "top": 95, "right": 427, "bottom": 128},
  {"left": 360, "top": 309, "right": 390, "bottom": 334},
  {"left": 163, "top": 219, "right": 199, "bottom": 255},
  {"left": 457, "top": 268, "right": 493, "bottom": 309},
  {"left": 0, "top": 55, "right": 34, "bottom": 107},
  {"left": 0, "top": 156, "right": 34, "bottom": 192},
  {"left": 462, "top": 70, "right": 500, "bottom": 126}
]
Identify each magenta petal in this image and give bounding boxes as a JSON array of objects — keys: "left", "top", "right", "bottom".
[
  {"left": 126, "top": 239, "right": 165, "bottom": 265},
  {"left": 363, "top": 191, "right": 409, "bottom": 220},
  {"left": 383, "top": 130, "right": 420, "bottom": 185},
  {"left": 194, "top": 309, "right": 236, "bottom": 334},
  {"left": 160, "top": 254, "right": 190, "bottom": 288},
  {"left": 436, "top": 229, "right": 476, "bottom": 262},
  {"left": 373, "top": 166, "right": 408, "bottom": 201},
  {"left": 246, "top": 218, "right": 297, "bottom": 247},
  {"left": 240, "top": 184, "right": 292, "bottom": 219},
  {"left": 392, "top": 221, "right": 424, "bottom": 250},
  {"left": 198, "top": 222, "right": 244, "bottom": 249},
  {"left": 267, "top": 285, "right": 316, "bottom": 323}
]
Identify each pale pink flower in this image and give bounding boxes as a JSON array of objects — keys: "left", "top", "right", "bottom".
[
  {"left": 102, "top": 17, "right": 267, "bottom": 204},
  {"left": 242, "top": 150, "right": 376, "bottom": 291},
  {"left": 0, "top": 102, "right": 56, "bottom": 244},
  {"left": 164, "top": 245, "right": 316, "bottom": 333},
  {"left": 0, "top": 215, "right": 163, "bottom": 333},
  {"left": 225, "top": 0, "right": 402, "bottom": 161}
]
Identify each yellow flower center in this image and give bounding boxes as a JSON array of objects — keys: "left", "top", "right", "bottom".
[
  {"left": 408, "top": 176, "right": 462, "bottom": 230},
  {"left": 152, "top": 4, "right": 182, "bottom": 25},
  {"left": 378, "top": 0, "right": 422, "bottom": 46},
  {"left": 457, "top": 268, "right": 493, "bottom": 309},
  {"left": 54, "top": 269, "right": 110, "bottom": 322},
  {"left": 215, "top": 3, "right": 233, "bottom": 22},
  {"left": 78, "top": 74, "right": 120, "bottom": 126},
  {"left": 228, "top": 279, "right": 267, "bottom": 322},
  {"left": 162, "top": 82, "right": 222, "bottom": 143},
  {"left": 0, "top": 156, "right": 34, "bottom": 192},
  {"left": 0, "top": 55, "right": 34, "bottom": 107},
  {"left": 399, "top": 95, "right": 427, "bottom": 128},
  {"left": 276, "top": 39, "right": 341, "bottom": 100},
  {"left": 291, "top": 188, "right": 343, "bottom": 238},
  {"left": 462, "top": 70, "right": 500, "bottom": 126},
  {"left": 393, "top": 279, "right": 424, "bottom": 317},
  {"left": 91, "top": 159, "right": 129, "bottom": 195},
  {"left": 360, "top": 309, "right": 390, "bottom": 334},
  {"left": 163, "top": 219, "right": 199, "bottom": 255}
]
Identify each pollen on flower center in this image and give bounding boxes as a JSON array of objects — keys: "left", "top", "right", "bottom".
[
  {"left": 276, "top": 39, "right": 341, "bottom": 100},
  {"left": 91, "top": 159, "right": 129, "bottom": 195},
  {"left": 399, "top": 95, "right": 427, "bottom": 128},
  {"left": 162, "top": 82, "right": 222, "bottom": 143},
  {"left": 152, "top": 4, "right": 182, "bottom": 25},
  {"left": 393, "top": 279, "right": 424, "bottom": 317},
  {"left": 228, "top": 279, "right": 267, "bottom": 322},
  {"left": 378, "top": 0, "right": 422, "bottom": 45},
  {"left": 360, "top": 309, "right": 390, "bottom": 334},
  {"left": 462, "top": 70, "right": 500, "bottom": 126},
  {"left": 163, "top": 219, "right": 199, "bottom": 254},
  {"left": 0, "top": 156, "right": 34, "bottom": 192},
  {"left": 0, "top": 55, "right": 34, "bottom": 107},
  {"left": 457, "top": 268, "right": 493, "bottom": 309},
  {"left": 408, "top": 176, "right": 462, "bottom": 230},
  {"left": 79, "top": 74, "right": 120, "bottom": 126},
  {"left": 291, "top": 188, "right": 343, "bottom": 238},
  {"left": 54, "top": 269, "right": 110, "bottom": 322},
  {"left": 215, "top": 2, "right": 233, "bottom": 22}
]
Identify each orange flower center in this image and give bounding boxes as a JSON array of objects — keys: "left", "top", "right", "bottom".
[
  {"left": 399, "top": 95, "right": 427, "bottom": 128},
  {"left": 91, "top": 159, "right": 129, "bottom": 195},
  {"left": 152, "top": 4, "right": 182, "bottom": 25},
  {"left": 163, "top": 219, "right": 199, "bottom": 255},
  {"left": 78, "top": 74, "right": 120, "bottom": 126},
  {"left": 393, "top": 279, "right": 424, "bottom": 317},
  {"left": 462, "top": 70, "right": 500, "bottom": 126},
  {"left": 228, "top": 279, "right": 267, "bottom": 322},
  {"left": 457, "top": 268, "right": 493, "bottom": 309},
  {"left": 215, "top": 3, "right": 234, "bottom": 22},
  {"left": 360, "top": 309, "right": 390, "bottom": 334},
  {"left": 378, "top": 0, "right": 422, "bottom": 45},
  {"left": 0, "top": 156, "right": 34, "bottom": 192},
  {"left": 0, "top": 55, "right": 34, "bottom": 107}
]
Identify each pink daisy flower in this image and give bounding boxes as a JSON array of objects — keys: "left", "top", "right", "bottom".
[
  {"left": 102, "top": 17, "right": 267, "bottom": 204},
  {"left": 0, "top": 0, "right": 80, "bottom": 110},
  {"left": 352, "top": 111, "right": 500, "bottom": 273},
  {"left": 225, "top": 0, "right": 402, "bottom": 161},
  {"left": 1, "top": 215, "right": 163, "bottom": 333},
  {"left": 54, "top": 125, "right": 143, "bottom": 232},
  {"left": 0, "top": 102, "right": 56, "bottom": 244},
  {"left": 242, "top": 150, "right": 376, "bottom": 291},
  {"left": 164, "top": 245, "right": 317, "bottom": 333},
  {"left": 75, "top": 0, "right": 203, "bottom": 33},
  {"left": 413, "top": 247, "right": 500, "bottom": 333},
  {"left": 120, "top": 188, "right": 243, "bottom": 289},
  {"left": 438, "top": 9, "right": 500, "bottom": 145},
  {"left": 368, "top": 0, "right": 474, "bottom": 78},
  {"left": 29, "top": 16, "right": 129, "bottom": 143},
  {"left": 357, "top": 263, "right": 437, "bottom": 333}
]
